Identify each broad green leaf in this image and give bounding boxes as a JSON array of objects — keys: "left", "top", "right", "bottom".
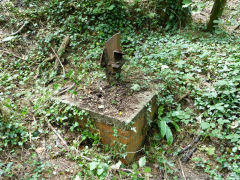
[
  {"left": 139, "top": 156, "right": 146, "bottom": 168},
  {"left": 158, "top": 120, "right": 167, "bottom": 138},
  {"left": 166, "top": 126, "right": 173, "bottom": 145},
  {"left": 171, "top": 121, "right": 180, "bottom": 132},
  {"left": 158, "top": 106, "right": 164, "bottom": 118}
]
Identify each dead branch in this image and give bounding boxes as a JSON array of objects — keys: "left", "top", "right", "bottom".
[
  {"left": 54, "top": 36, "right": 70, "bottom": 69},
  {"left": 177, "top": 91, "right": 190, "bottom": 103},
  {"left": 119, "top": 168, "right": 134, "bottom": 173},
  {"left": 126, "top": 147, "right": 144, "bottom": 154},
  {"left": 0, "top": 50, "right": 26, "bottom": 60},
  {"left": 44, "top": 117, "right": 92, "bottom": 162},
  {"left": 11, "top": 21, "right": 29, "bottom": 36},
  {"left": 178, "top": 158, "right": 186, "bottom": 180},
  {"left": 181, "top": 147, "right": 197, "bottom": 163},
  {"left": 178, "top": 135, "right": 202, "bottom": 155},
  {"left": 54, "top": 84, "right": 75, "bottom": 96},
  {"left": 234, "top": 24, "right": 240, "bottom": 31},
  {"left": 45, "top": 118, "right": 68, "bottom": 147},
  {"left": 34, "top": 36, "right": 69, "bottom": 79},
  {"left": 34, "top": 54, "right": 55, "bottom": 79},
  {"left": 0, "top": 101, "right": 10, "bottom": 122},
  {"left": 51, "top": 47, "right": 65, "bottom": 76},
  {"left": 164, "top": 162, "right": 168, "bottom": 180}
]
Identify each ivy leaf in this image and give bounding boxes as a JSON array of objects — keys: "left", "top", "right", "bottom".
[
  {"left": 182, "top": 0, "right": 192, "bottom": 7},
  {"left": 131, "top": 84, "right": 141, "bottom": 91},
  {"left": 97, "top": 168, "right": 104, "bottom": 175},
  {"left": 132, "top": 163, "right": 138, "bottom": 170},
  {"left": 107, "top": 4, "right": 115, "bottom": 11},
  {"left": 166, "top": 126, "right": 173, "bottom": 145},
  {"left": 205, "top": 146, "right": 215, "bottom": 156},
  {"left": 139, "top": 156, "right": 146, "bottom": 168},
  {"left": 201, "top": 122, "right": 210, "bottom": 130},
  {"left": 148, "top": 13, "right": 155, "bottom": 18},
  {"left": 144, "top": 167, "right": 151, "bottom": 173},
  {"left": 89, "top": 162, "right": 98, "bottom": 171}
]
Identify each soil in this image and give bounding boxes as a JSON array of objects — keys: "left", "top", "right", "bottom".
[{"left": 58, "top": 80, "right": 155, "bottom": 122}]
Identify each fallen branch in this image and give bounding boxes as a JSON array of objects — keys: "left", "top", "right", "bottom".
[
  {"left": 0, "top": 22, "right": 29, "bottom": 43},
  {"left": 54, "top": 84, "right": 75, "bottom": 96},
  {"left": 181, "top": 147, "right": 197, "bottom": 163},
  {"left": 54, "top": 36, "right": 70, "bottom": 69},
  {"left": 178, "top": 135, "right": 201, "bottom": 155},
  {"left": 126, "top": 147, "right": 144, "bottom": 154},
  {"left": 44, "top": 117, "right": 92, "bottom": 162},
  {"left": 0, "top": 50, "right": 26, "bottom": 60},
  {"left": 11, "top": 21, "right": 29, "bottom": 36},
  {"left": 34, "top": 54, "right": 55, "bottom": 79},
  {"left": 45, "top": 118, "right": 68, "bottom": 147},
  {"left": 234, "top": 24, "right": 240, "bottom": 31},
  {"left": 177, "top": 91, "right": 190, "bottom": 103},
  {"left": 0, "top": 101, "right": 10, "bottom": 122},
  {"left": 178, "top": 158, "right": 186, "bottom": 180},
  {"left": 34, "top": 36, "right": 69, "bottom": 79},
  {"left": 164, "top": 162, "right": 168, "bottom": 180},
  {"left": 51, "top": 47, "right": 65, "bottom": 76}
]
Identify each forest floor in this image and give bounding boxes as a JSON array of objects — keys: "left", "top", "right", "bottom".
[{"left": 0, "top": 0, "right": 239, "bottom": 180}]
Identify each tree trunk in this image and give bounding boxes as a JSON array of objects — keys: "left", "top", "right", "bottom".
[{"left": 207, "top": 0, "right": 227, "bottom": 31}]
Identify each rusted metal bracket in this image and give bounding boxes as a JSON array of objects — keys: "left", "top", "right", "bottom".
[{"left": 100, "top": 33, "right": 125, "bottom": 83}]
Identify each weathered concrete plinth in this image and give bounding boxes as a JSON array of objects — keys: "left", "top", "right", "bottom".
[{"left": 54, "top": 91, "right": 158, "bottom": 164}]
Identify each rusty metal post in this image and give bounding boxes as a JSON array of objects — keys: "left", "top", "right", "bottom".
[{"left": 100, "top": 33, "right": 125, "bottom": 83}]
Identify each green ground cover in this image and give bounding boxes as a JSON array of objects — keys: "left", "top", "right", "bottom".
[{"left": 0, "top": 0, "right": 239, "bottom": 179}]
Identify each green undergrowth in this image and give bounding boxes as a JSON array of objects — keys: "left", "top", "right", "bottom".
[{"left": 0, "top": 0, "right": 239, "bottom": 179}]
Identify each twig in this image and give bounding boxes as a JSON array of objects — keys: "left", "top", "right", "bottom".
[
  {"left": 119, "top": 168, "right": 134, "bottom": 173},
  {"left": 166, "top": 7, "right": 182, "bottom": 30},
  {"left": 177, "top": 91, "right": 190, "bottom": 103},
  {"left": 44, "top": 117, "right": 92, "bottom": 162},
  {"left": 34, "top": 36, "right": 69, "bottom": 78},
  {"left": 29, "top": 132, "right": 32, "bottom": 144},
  {"left": 234, "top": 24, "right": 240, "bottom": 31},
  {"left": 51, "top": 47, "right": 65, "bottom": 76},
  {"left": 178, "top": 158, "right": 186, "bottom": 180},
  {"left": 45, "top": 118, "right": 68, "bottom": 147},
  {"left": 126, "top": 147, "right": 144, "bottom": 154},
  {"left": 0, "top": 50, "right": 25, "bottom": 60},
  {"left": 164, "top": 162, "right": 168, "bottom": 180},
  {"left": 11, "top": 21, "right": 29, "bottom": 36},
  {"left": 34, "top": 55, "right": 55, "bottom": 79},
  {"left": 54, "top": 84, "right": 75, "bottom": 96},
  {"left": 54, "top": 36, "right": 70, "bottom": 69}
]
